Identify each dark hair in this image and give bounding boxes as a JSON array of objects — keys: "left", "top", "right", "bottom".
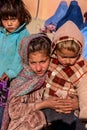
[
  {"left": 0, "top": 0, "right": 32, "bottom": 26},
  {"left": 28, "top": 34, "right": 51, "bottom": 60},
  {"left": 84, "top": 12, "right": 87, "bottom": 22}
]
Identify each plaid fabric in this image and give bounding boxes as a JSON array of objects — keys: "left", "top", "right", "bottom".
[{"left": 44, "top": 57, "right": 87, "bottom": 99}]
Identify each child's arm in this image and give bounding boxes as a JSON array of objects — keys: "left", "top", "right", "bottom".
[{"left": 5, "top": 28, "right": 30, "bottom": 80}]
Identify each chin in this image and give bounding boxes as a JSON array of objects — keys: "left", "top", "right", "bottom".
[{"left": 37, "top": 73, "right": 44, "bottom": 77}]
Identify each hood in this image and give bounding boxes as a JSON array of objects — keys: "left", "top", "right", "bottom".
[
  {"left": 19, "top": 33, "right": 51, "bottom": 65},
  {"left": 52, "top": 20, "right": 84, "bottom": 55}
]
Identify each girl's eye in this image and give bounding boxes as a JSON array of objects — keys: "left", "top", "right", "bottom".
[
  {"left": 29, "top": 62, "right": 35, "bottom": 64},
  {"left": 40, "top": 61, "right": 45, "bottom": 63}
]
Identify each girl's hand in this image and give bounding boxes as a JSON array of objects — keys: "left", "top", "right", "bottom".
[
  {"left": 35, "top": 96, "right": 79, "bottom": 114},
  {"left": 55, "top": 96, "right": 79, "bottom": 114}
]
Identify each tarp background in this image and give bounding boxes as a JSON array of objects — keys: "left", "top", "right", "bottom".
[
  {"left": 23, "top": 0, "right": 87, "bottom": 35},
  {"left": 23, "top": 0, "right": 87, "bottom": 20}
]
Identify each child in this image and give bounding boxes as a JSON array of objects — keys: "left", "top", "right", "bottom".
[
  {"left": 43, "top": 20, "right": 87, "bottom": 130},
  {"left": 0, "top": 0, "right": 31, "bottom": 128},
  {"left": 1, "top": 33, "right": 52, "bottom": 130}
]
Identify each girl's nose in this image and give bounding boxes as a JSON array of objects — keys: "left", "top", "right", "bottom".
[
  {"left": 36, "top": 63, "right": 41, "bottom": 71},
  {"left": 7, "top": 20, "right": 12, "bottom": 25}
]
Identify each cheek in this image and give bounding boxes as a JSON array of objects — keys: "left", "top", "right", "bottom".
[
  {"left": 29, "top": 64, "right": 35, "bottom": 72},
  {"left": 44, "top": 63, "right": 49, "bottom": 70},
  {"left": 44, "top": 60, "right": 50, "bottom": 69},
  {"left": 2, "top": 22, "right": 6, "bottom": 27},
  {"left": 57, "top": 56, "right": 64, "bottom": 63},
  {"left": 71, "top": 59, "right": 77, "bottom": 65},
  {"left": 14, "top": 23, "right": 20, "bottom": 29}
]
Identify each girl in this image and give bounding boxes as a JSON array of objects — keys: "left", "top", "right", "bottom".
[
  {"left": 0, "top": 0, "right": 31, "bottom": 128},
  {"left": 1, "top": 33, "right": 52, "bottom": 130}
]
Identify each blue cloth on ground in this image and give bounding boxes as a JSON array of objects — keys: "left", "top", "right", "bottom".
[
  {"left": 56, "top": 0, "right": 83, "bottom": 30},
  {"left": 81, "top": 26, "right": 87, "bottom": 59},
  {"left": 44, "top": 1, "right": 68, "bottom": 27}
]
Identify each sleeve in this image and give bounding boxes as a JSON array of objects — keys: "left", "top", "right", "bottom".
[
  {"left": 8, "top": 96, "right": 47, "bottom": 129},
  {"left": 5, "top": 28, "right": 30, "bottom": 79},
  {"left": 77, "top": 74, "right": 87, "bottom": 120}
]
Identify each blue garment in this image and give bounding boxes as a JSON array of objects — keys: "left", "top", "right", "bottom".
[
  {"left": 44, "top": 1, "right": 68, "bottom": 27},
  {"left": 0, "top": 23, "right": 30, "bottom": 79},
  {"left": 0, "top": 107, "right": 4, "bottom": 129},
  {"left": 80, "top": 22, "right": 87, "bottom": 30},
  {"left": 81, "top": 26, "right": 87, "bottom": 59},
  {"left": 56, "top": 0, "right": 83, "bottom": 30}
]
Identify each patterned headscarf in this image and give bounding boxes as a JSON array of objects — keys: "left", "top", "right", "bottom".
[
  {"left": 8, "top": 33, "right": 51, "bottom": 99},
  {"left": 44, "top": 21, "right": 87, "bottom": 99}
]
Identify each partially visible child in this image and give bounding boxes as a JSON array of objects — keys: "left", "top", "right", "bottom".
[
  {"left": 0, "top": 0, "right": 31, "bottom": 128},
  {"left": 43, "top": 21, "right": 87, "bottom": 130},
  {"left": 40, "top": 0, "right": 68, "bottom": 33}
]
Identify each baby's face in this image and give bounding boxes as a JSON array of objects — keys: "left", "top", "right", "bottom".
[
  {"left": 56, "top": 49, "right": 79, "bottom": 66},
  {"left": 1, "top": 16, "right": 20, "bottom": 33}
]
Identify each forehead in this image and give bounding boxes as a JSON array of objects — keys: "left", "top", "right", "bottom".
[
  {"left": 57, "top": 49, "right": 78, "bottom": 58},
  {"left": 29, "top": 51, "right": 48, "bottom": 61}
]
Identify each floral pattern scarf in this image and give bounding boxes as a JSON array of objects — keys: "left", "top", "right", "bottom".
[{"left": 8, "top": 33, "right": 51, "bottom": 99}]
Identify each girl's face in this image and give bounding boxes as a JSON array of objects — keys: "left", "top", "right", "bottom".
[
  {"left": 56, "top": 48, "right": 79, "bottom": 66},
  {"left": 28, "top": 50, "right": 50, "bottom": 76},
  {"left": 1, "top": 16, "right": 20, "bottom": 33}
]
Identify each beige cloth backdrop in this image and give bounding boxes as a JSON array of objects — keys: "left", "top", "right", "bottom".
[
  {"left": 23, "top": 0, "right": 87, "bottom": 36},
  {"left": 23, "top": 0, "right": 87, "bottom": 20}
]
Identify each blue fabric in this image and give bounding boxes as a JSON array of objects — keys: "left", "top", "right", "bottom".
[
  {"left": 81, "top": 26, "right": 87, "bottom": 59},
  {"left": 44, "top": 1, "right": 68, "bottom": 27},
  {"left": 56, "top": 0, "right": 83, "bottom": 30},
  {"left": 49, "top": 118, "right": 87, "bottom": 130},
  {"left": 0, "top": 106, "right": 4, "bottom": 129},
  {"left": 80, "top": 22, "right": 87, "bottom": 30},
  {"left": 0, "top": 23, "right": 30, "bottom": 79}
]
